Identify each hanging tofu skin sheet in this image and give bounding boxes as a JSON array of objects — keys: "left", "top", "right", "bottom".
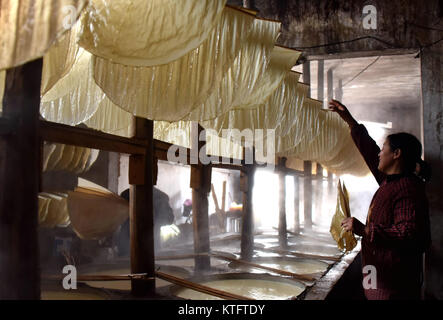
[
  {"left": 40, "top": 50, "right": 105, "bottom": 125},
  {"left": 203, "top": 73, "right": 303, "bottom": 141},
  {"left": 183, "top": 18, "right": 281, "bottom": 121},
  {"left": 330, "top": 180, "right": 357, "bottom": 252},
  {"left": 68, "top": 188, "right": 129, "bottom": 240},
  {"left": 78, "top": 0, "right": 227, "bottom": 66},
  {"left": 92, "top": 7, "right": 256, "bottom": 121},
  {"left": 238, "top": 46, "right": 301, "bottom": 109},
  {"left": 84, "top": 98, "right": 134, "bottom": 138},
  {"left": 41, "top": 23, "right": 81, "bottom": 96},
  {"left": 0, "top": 0, "right": 87, "bottom": 70},
  {"left": 153, "top": 121, "right": 244, "bottom": 160}
]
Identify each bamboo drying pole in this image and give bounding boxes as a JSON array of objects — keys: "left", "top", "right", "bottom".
[
  {"left": 155, "top": 271, "right": 252, "bottom": 300},
  {"left": 209, "top": 253, "right": 316, "bottom": 282}
]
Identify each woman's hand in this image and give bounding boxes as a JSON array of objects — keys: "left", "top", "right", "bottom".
[
  {"left": 341, "top": 217, "right": 366, "bottom": 236},
  {"left": 341, "top": 217, "right": 354, "bottom": 232},
  {"left": 328, "top": 100, "right": 358, "bottom": 127}
]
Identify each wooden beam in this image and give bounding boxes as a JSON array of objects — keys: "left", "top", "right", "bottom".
[
  {"left": 39, "top": 120, "right": 147, "bottom": 155},
  {"left": 129, "top": 117, "right": 155, "bottom": 296},
  {"left": 278, "top": 157, "right": 288, "bottom": 248},
  {"left": 153, "top": 139, "right": 190, "bottom": 163},
  {"left": 304, "top": 161, "right": 313, "bottom": 230},
  {"left": 190, "top": 123, "right": 211, "bottom": 271},
  {"left": 240, "top": 147, "right": 255, "bottom": 260},
  {"left": 210, "top": 162, "right": 243, "bottom": 171},
  {"left": 0, "top": 59, "right": 42, "bottom": 299},
  {"left": 280, "top": 166, "right": 305, "bottom": 177}
]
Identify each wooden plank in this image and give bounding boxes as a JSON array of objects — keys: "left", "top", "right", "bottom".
[
  {"left": 280, "top": 166, "right": 305, "bottom": 177},
  {"left": 39, "top": 120, "right": 147, "bottom": 155},
  {"left": 210, "top": 253, "right": 316, "bottom": 282},
  {"left": 240, "top": 147, "right": 255, "bottom": 261},
  {"left": 156, "top": 271, "right": 252, "bottom": 300},
  {"left": 304, "top": 243, "right": 361, "bottom": 300},
  {"left": 0, "top": 59, "right": 42, "bottom": 299},
  {"left": 129, "top": 117, "right": 155, "bottom": 296},
  {"left": 190, "top": 123, "right": 211, "bottom": 271}
]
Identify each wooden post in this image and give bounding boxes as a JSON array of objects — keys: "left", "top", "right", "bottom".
[
  {"left": 316, "top": 163, "right": 324, "bottom": 219},
  {"left": 336, "top": 79, "right": 343, "bottom": 102},
  {"left": 0, "top": 59, "right": 42, "bottom": 299},
  {"left": 420, "top": 47, "right": 442, "bottom": 298},
  {"left": 129, "top": 117, "right": 155, "bottom": 296},
  {"left": 328, "top": 170, "right": 334, "bottom": 198},
  {"left": 327, "top": 68, "right": 333, "bottom": 101},
  {"left": 190, "top": 123, "right": 211, "bottom": 271},
  {"left": 294, "top": 175, "right": 300, "bottom": 233},
  {"left": 278, "top": 157, "right": 288, "bottom": 248},
  {"left": 107, "top": 152, "right": 120, "bottom": 194},
  {"left": 318, "top": 60, "right": 325, "bottom": 108},
  {"left": 304, "top": 161, "right": 313, "bottom": 230},
  {"left": 303, "top": 61, "right": 311, "bottom": 100},
  {"left": 240, "top": 147, "right": 255, "bottom": 261}
]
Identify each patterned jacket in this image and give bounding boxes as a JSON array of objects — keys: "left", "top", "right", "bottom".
[{"left": 350, "top": 124, "right": 431, "bottom": 300}]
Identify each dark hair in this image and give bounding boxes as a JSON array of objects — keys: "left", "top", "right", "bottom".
[{"left": 387, "top": 132, "right": 431, "bottom": 182}]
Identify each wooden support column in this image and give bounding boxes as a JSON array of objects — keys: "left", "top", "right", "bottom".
[
  {"left": 328, "top": 170, "right": 334, "bottom": 197},
  {"left": 336, "top": 79, "right": 343, "bottom": 102},
  {"left": 303, "top": 61, "right": 311, "bottom": 93},
  {"left": 316, "top": 163, "right": 324, "bottom": 218},
  {"left": 190, "top": 123, "right": 211, "bottom": 271},
  {"left": 421, "top": 45, "right": 443, "bottom": 299},
  {"left": 294, "top": 175, "right": 300, "bottom": 233},
  {"left": 129, "top": 117, "right": 155, "bottom": 296},
  {"left": 240, "top": 147, "right": 255, "bottom": 261},
  {"left": 278, "top": 157, "right": 288, "bottom": 248},
  {"left": 318, "top": 60, "right": 325, "bottom": 108},
  {"left": 303, "top": 161, "right": 313, "bottom": 230},
  {"left": 108, "top": 152, "right": 119, "bottom": 194},
  {"left": 0, "top": 59, "right": 42, "bottom": 299},
  {"left": 327, "top": 68, "right": 334, "bottom": 101},
  {"left": 317, "top": 61, "right": 325, "bottom": 221}
]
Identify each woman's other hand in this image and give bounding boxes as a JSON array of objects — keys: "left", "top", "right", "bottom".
[{"left": 341, "top": 217, "right": 366, "bottom": 236}]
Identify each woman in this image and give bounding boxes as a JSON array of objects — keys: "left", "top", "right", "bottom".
[{"left": 329, "top": 99, "right": 431, "bottom": 300}]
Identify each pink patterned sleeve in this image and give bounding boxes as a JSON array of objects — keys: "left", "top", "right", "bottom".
[{"left": 350, "top": 123, "right": 386, "bottom": 185}]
